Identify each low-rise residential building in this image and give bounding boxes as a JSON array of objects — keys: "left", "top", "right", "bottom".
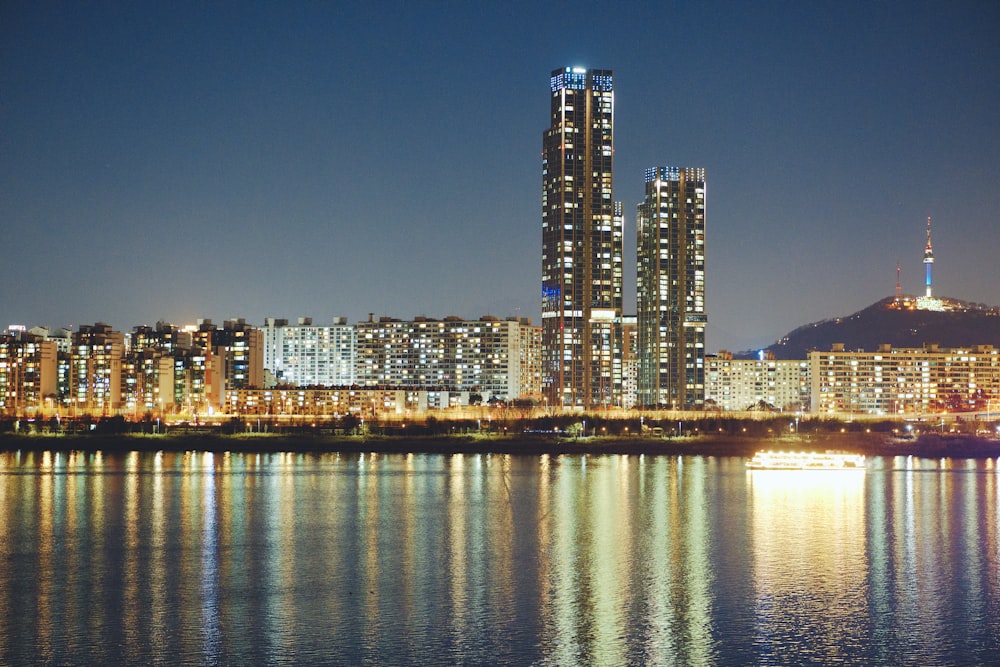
[
  {"left": 518, "top": 319, "right": 543, "bottom": 402},
  {"left": 122, "top": 322, "right": 192, "bottom": 415},
  {"left": 707, "top": 351, "right": 810, "bottom": 412},
  {"left": 262, "top": 317, "right": 356, "bottom": 388},
  {"left": 5, "top": 314, "right": 543, "bottom": 417},
  {"left": 211, "top": 319, "right": 264, "bottom": 391},
  {"left": 70, "top": 323, "right": 125, "bottom": 414},
  {"left": 810, "top": 343, "right": 1000, "bottom": 416},
  {"left": 122, "top": 350, "right": 176, "bottom": 416},
  {"left": 0, "top": 329, "right": 58, "bottom": 415},
  {"left": 356, "top": 315, "right": 539, "bottom": 402}
]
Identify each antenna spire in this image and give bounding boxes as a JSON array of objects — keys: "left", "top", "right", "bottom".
[
  {"left": 923, "top": 216, "right": 934, "bottom": 298},
  {"left": 896, "top": 259, "right": 903, "bottom": 306}
]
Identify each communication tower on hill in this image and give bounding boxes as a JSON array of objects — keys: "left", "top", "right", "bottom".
[
  {"left": 923, "top": 216, "right": 934, "bottom": 298},
  {"left": 895, "top": 261, "right": 902, "bottom": 304}
]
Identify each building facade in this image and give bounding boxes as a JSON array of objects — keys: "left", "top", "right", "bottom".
[
  {"left": 810, "top": 344, "right": 1000, "bottom": 416},
  {"left": 5, "top": 315, "right": 544, "bottom": 417},
  {"left": 70, "top": 323, "right": 125, "bottom": 414},
  {"left": 209, "top": 319, "right": 264, "bottom": 391},
  {"left": 122, "top": 322, "right": 191, "bottom": 415},
  {"left": 636, "top": 167, "right": 707, "bottom": 408},
  {"left": 620, "top": 315, "right": 638, "bottom": 409},
  {"left": 541, "top": 66, "right": 622, "bottom": 409},
  {"left": 262, "top": 317, "right": 357, "bottom": 388},
  {"left": 518, "top": 322, "right": 543, "bottom": 401},
  {"left": 0, "top": 329, "right": 58, "bottom": 416},
  {"left": 356, "top": 316, "right": 538, "bottom": 402},
  {"left": 706, "top": 352, "right": 810, "bottom": 412}
]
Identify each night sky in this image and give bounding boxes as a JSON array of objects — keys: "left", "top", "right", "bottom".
[{"left": 3, "top": 2, "right": 998, "bottom": 353}]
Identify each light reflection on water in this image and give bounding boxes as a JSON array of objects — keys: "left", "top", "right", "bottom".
[
  {"left": 1, "top": 450, "right": 999, "bottom": 665},
  {"left": 749, "top": 468, "right": 868, "bottom": 663}
]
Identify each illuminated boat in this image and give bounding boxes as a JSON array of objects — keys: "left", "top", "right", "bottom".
[{"left": 746, "top": 450, "right": 866, "bottom": 470}]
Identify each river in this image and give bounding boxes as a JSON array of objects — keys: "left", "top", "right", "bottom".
[{"left": 1, "top": 450, "right": 998, "bottom": 665}]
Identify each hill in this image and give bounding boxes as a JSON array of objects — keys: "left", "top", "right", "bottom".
[{"left": 737, "top": 296, "right": 1000, "bottom": 360}]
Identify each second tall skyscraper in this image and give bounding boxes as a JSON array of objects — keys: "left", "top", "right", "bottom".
[{"left": 636, "top": 167, "right": 707, "bottom": 409}]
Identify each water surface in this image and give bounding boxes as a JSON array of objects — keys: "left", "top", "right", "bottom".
[{"left": 1, "top": 451, "right": 998, "bottom": 665}]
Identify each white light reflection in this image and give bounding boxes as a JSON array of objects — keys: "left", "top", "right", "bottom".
[
  {"left": 200, "top": 452, "right": 221, "bottom": 657},
  {"left": 749, "top": 467, "right": 867, "bottom": 659}
]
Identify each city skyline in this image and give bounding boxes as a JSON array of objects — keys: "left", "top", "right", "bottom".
[{"left": 3, "top": 3, "right": 998, "bottom": 353}]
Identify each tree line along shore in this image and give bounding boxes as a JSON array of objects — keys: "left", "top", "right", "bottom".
[{"left": 2, "top": 418, "right": 999, "bottom": 459}]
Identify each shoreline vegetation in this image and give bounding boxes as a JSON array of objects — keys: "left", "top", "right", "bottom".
[{"left": 2, "top": 431, "right": 1000, "bottom": 459}]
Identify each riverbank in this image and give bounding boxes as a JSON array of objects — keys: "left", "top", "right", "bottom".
[{"left": 3, "top": 431, "right": 1000, "bottom": 458}]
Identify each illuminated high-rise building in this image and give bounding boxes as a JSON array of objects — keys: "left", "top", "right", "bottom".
[
  {"left": 636, "top": 167, "right": 707, "bottom": 408},
  {"left": 541, "top": 66, "right": 622, "bottom": 409}
]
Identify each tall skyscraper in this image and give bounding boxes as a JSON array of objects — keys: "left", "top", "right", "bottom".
[
  {"left": 636, "top": 167, "right": 707, "bottom": 409},
  {"left": 541, "top": 67, "right": 622, "bottom": 409}
]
